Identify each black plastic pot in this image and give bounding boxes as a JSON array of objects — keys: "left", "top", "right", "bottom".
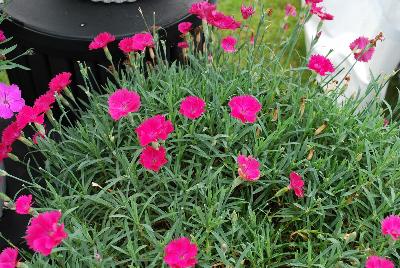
[{"left": 0, "top": 0, "right": 207, "bottom": 250}]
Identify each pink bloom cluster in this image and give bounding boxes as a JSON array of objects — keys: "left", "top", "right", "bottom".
[
  {"left": 0, "top": 247, "right": 18, "bottom": 268},
  {"left": 189, "top": 2, "right": 241, "bottom": 30},
  {"left": 26, "top": 211, "right": 68, "bottom": 256},
  {"left": 307, "top": 54, "right": 335, "bottom": 76},
  {"left": 89, "top": 32, "right": 116, "bottom": 50},
  {"left": 237, "top": 155, "right": 260, "bottom": 181},
  {"left": 349, "top": 36, "right": 375, "bottom": 62},
  {"left": 135, "top": 115, "right": 174, "bottom": 172},
  {"left": 119, "top": 32, "right": 154, "bottom": 54},
  {"left": 288, "top": 172, "right": 305, "bottom": 198},
  {"left": 0, "top": 72, "right": 72, "bottom": 161},
  {"left": 164, "top": 237, "right": 198, "bottom": 268},
  {"left": 108, "top": 89, "right": 141, "bottom": 120}
]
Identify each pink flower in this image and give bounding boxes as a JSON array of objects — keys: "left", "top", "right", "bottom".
[
  {"left": 131, "top": 32, "right": 154, "bottom": 51},
  {"left": 250, "top": 34, "right": 255, "bottom": 45},
  {"left": 164, "top": 237, "right": 198, "bottom": 268},
  {"left": 228, "top": 95, "right": 262, "bottom": 123},
  {"left": 288, "top": 172, "right": 304, "bottom": 198},
  {"left": 307, "top": 54, "right": 335, "bottom": 76},
  {"left": 310, "top": 4, "right": 334, "bottom": 21},
  {"left": 89, "top": 32, "right": 115, "bottom": 50},
  {"left": 0, "top": 83, "right": 25, "bottom": 119},
  {"left": 15, "top": 105, "right": 44, "bottom": 129},
  {"left": 25, "top": 211, "right": 68, "bottom": 256},
  {"left": 179, "top": 96, "right": 206, "bottom": 119},
  {"left": 0, "top": 247, "right": 18, "bottom": 268},
  {"left": 33, "top": 92, "right": 56, "bottom": 114},
  {"left": 119, "top": 37, "right": 135, "bottom": 54},
  {"left": 139, "top": 145, "right": 168, "bottom": 172},
  {"left": 178, "top": 22, "right": 193, "bottom": 34},
  {"left": 381, "top": 215, "right": 400, "bottom": 240},
  {"left": 241, "top": 5, "right": 255, "bottom": 20},
  {"left": 15, "top": 194, "right": 32, "bottom": 214},
  {"left": 135, "top": 115, "right": 174, "bottom": 146},
  {"left": 108, "top": 89, "right": 141, "bottom": 121},
  {"left": 207, "top": 11, "right": 241, "bottom": 30},
  {"left": 178, "top": 41, "right": 189, "bottom": 49},
  {"left": 285, "top": 4, "right": 297, "bottom": 17},
  {"left": 365, "top": 256, "right": 395, "bottom": 268},
  {"left": 0, "top": 30, "right": 6, "bottom": 42},
  {"left": 1, "top": 121, "right": 21, "bottom": 146},
  {"left": 305, "top": 0, "right": 323, "bottom": 4},
  {"left": 221, "top": 36, "right": 237, "bottom": 53},
  {"left": 237, "top": 155, "right": 261, "bottom": 181},
  {"left": 189, "top": 1, "right": 216, "bottom": 20},
  {"left": 48, "top": 72, "right": 72, "bottom": 94},
  {"left": 349, "top": 36, "right": 375, "bottom": 62},
  {"left": 383, "top": 118, "right": 389, "bottom": 127}
]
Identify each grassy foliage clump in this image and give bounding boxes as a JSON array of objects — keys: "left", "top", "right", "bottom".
[{"left": 5, "top": 3, "right": 400, "bottom": 268}]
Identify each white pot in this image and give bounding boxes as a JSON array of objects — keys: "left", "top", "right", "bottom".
[{"left": 91, "top": 0, "right": 137, "bottom": 3}]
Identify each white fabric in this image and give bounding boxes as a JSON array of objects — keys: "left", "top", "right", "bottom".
[{"left": 304, "top": 0, "right": 400, "bottom": 104}]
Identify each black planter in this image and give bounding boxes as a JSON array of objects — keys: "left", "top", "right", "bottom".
[{"left": 0, "top": 0, "right": 206, "bottom": 250}]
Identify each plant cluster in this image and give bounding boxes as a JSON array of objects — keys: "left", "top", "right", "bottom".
[{"left": 0, "top": 1, "right": 399, "bottom": 267}]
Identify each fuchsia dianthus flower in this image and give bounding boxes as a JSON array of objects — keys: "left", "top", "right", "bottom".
[
  {"left": 25, "top": 211, "right": 68, "bottom": 256},
  {"left": 135, "top": 115, "right": 174, "bottom": 147},
  {"left": 131, "top": 32, "right": 154, "bottom": 51},
  {"left": 179, "top": 96, "right": 206, "bottom": 119},
  {"left": 178, "top": 22, "right": 193, "bottom": 34},
  {"left": 33, "top": 92, "right": 56, "bottom": 115},
  {"left": 310, "top": 4, "right": 334, "bottom": 21},
  {"left": 228, "top": 95, "right": 262, "bottom": 123},
  {"left": 288, "top": 172, "right": 305, "bottom": 198},
  {"left": 221, "top": 36, "right": 237, "bottom": 53},
  {"left": 139, "top": 145, "right": 168, "bottom": 172},
  {"left": 307, "top": 54, "right": 335, "bottom": 76},
  {"left": 241, "top": 5, "right": 255, "bottom": 20},
  {"left": 365, "top": 256, "right": 395, "bottom": 268},
  {"left": 15, "top": 194, "right": 32, "bottom": 215},
  {"left": 119, "top": 37, "right": 136, "bottom": 54},
  {"left": 1, "top": 122, "right": 21, "bottom": 146},
  {"left": 0, "top": 83, "right": 25, "bottom": 119},
  {"left": 15, "top": 105, "right": 44, "bottom": 129},
  {"left": 285, "top": 4, "right": 297, "bottom": 17},
  {"left": 89, "top": 32, "right": 115, "bottom": 50},
  {"left": 108, "top": 89, "right": 141, "bottom": 121},
  {"left": 164, "top": 237, "right": 198, "bottom": 268},
  {"left": 237, "top": 155, "right": 261, "bottom": 181},
  {"left": 189, "top": 1, "right": 216, "bottom": 20},
  {"left": 207, "top": 11, "right": 241, "bottom": 30},
  {"left": 0, "top": 247, "right": 18, "bottom": 268},
  {"left": 381, "top": 215, "right": 400, "bottom": 240},
  {"left": 48, "top": 72, "right": 72, "bottom": 94},
  {"left": 349, "top": 36, "right": 375, "bottom": 62}
]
